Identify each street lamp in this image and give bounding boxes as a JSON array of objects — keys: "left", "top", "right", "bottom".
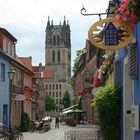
[{"left": 8, "top": 68, "right": 15, "bottom": 132}]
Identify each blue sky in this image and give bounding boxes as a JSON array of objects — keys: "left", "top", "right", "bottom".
[{"left": 0, "top": 0, "right": 109, "bottom": 68}]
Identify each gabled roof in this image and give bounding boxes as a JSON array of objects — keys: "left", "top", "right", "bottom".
[
  {"left": 19, "top": 57, "right": 32, "bottom": 71},
  {"left": 0, "top": 49, "right": 34, "bottom": 75},
  {"left": 104, "top": 21, "right": 118, "bottom": 31},
  {"left": 0, "top": 27, "right": 17, "bottom": 42}
]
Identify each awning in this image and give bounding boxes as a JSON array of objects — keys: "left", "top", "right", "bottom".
[
  {"left": 62, "top": 104, "right": 78, "bottom": 112},
  {"left": 62, "top": 109, "right": 85, "bottom": 114},
  {"left": 72, "top": 109, "right": 85, "bottom": 113},
  {"left": 62, "top": 109, "right": 73, "bottom": 114}
]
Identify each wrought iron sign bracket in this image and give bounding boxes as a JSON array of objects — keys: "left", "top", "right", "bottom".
[{"left": 80, "top": 5, "right": 115, "bottom": 20}]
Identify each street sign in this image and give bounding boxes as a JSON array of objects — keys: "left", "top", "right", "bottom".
[{"left": 88, "top": 18, "right": 133, "bottom": 50}]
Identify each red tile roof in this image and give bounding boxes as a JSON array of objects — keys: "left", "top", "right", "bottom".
[
  {"left": 42, "top": 69, "right": 55, "bottom": 78},
  {"left": 19, "top": 57, "right": 32, "bottom": 71}
]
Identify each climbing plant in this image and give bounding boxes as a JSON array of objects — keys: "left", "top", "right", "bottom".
[{"left": 91, "top": 84, "right": 121, "bottom": 140}]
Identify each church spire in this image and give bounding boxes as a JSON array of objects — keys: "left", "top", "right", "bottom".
[
  {"left": 63, "top": 16, "right": 66, "bottom": 26},
  {"left": 47, "top": 16, "right": 50, "bottom": 27},
  {"left": 51, "top": 20, "right": 53, "bottom": 26}
]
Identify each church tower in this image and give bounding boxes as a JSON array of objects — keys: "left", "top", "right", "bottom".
[
  {"left": 45, "top": 16, "right": 71, "bottom": 82},
  {"left": 45, "top": 17, "right": 73, "bottom": 115}
]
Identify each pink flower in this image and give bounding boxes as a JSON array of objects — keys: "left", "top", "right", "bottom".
[
  {"left": 115, "top": 0, "right": 139, "bottom": 26},
  {"left": 93, "top": 69, "right": 101, "bottom": 88}
]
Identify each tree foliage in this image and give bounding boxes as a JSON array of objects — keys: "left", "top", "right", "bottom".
[
  {"left": 70, "top": 48, "right": 85, "bottom": 101},
  {"left": 20, "top": 112, "right": 30, "bottom": 132},
  {"left": 91, "top": 84, "right": 121, "bottom": 140},
  {"left": 45, "top": 94, "right": 55, "bottom": 111},
  {"left": 62, "top": 90, "right": 71, "bottom": 109},
  {"left": 72, "top": 49, "right": 85, "bottom": 75}
]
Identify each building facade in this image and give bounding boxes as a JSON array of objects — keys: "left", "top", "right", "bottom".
[{"left": 0, "top": 50, "right": 10, "bottom": 126}]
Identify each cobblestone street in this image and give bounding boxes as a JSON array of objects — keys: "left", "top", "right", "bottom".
[{"left": 23, "top": 119, "right": 73, "bottom": 140}]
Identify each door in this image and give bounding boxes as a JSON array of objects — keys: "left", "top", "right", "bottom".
[{"left": 3, "top": 104, "right": 8, "bottom": 125}]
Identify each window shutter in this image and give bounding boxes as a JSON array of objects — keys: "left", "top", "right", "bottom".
[
  {"left": 114, "top": 59, "right": 121, "bottom": 85},
  {"left": 128, "top": 44, "right": 137, "bottom": 79}
]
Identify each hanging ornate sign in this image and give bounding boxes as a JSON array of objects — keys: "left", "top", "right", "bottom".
[{"left": 88, "top": 18, "right": 134, "bottom": 50}]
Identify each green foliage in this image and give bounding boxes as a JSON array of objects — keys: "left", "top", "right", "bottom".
[
  {"left": 45, "top": 94, "right": 55, "bottom": 111},
  {"left": 72, "top": 49, "right": 85, "bottom": 75},
  {"left": 91, "top": 84, "right": 121, "bottom": 140},
  {"left": 70, "top": 76, "right": 76, "bottom": 90},
  {"left": 62, "top": 90, "right": 71, "bottom": 108},
  {"left": 20, "top": 112, "right": 30, "bottom": 132}
]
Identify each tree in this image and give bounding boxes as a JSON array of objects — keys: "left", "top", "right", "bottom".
[
  {"left": 70, "top": 49, "right": 85, "bottom": 104},
  {"left": 45, "top": 94, "right": 55, "bottom": 111},
  {"left": 62, "top": 91, "right": 71, "bottom": 108},
  {"left": 72, "top": 49, "right": 85, "bottom": 75}
]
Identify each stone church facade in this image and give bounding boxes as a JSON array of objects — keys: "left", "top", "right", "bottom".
[{"left": 45, "top": 17, "right": 73, "bottom": 115}]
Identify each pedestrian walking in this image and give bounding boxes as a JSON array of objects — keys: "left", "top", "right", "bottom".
[{"left": 55, "top": 116, "right": 59, "bottom": 129}]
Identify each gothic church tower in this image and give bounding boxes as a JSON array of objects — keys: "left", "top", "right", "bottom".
[
  {"left": 45, "top": 17, "right": 71, "bottom": 82},
  {"left": 45, "top": 17, "right": 73, "bottom": 115}
]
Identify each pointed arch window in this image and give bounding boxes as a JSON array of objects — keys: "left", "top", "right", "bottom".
[
  {"left": 57, "top": 35, "right": 60, "bottom": 46},
  {"left": 53, "top": 35, "right": 56, "bottom": 46},
  {"left": 58, "top": 50, "right": 60, "bottom": 63},
  {"left": 52, "top": 50, "right": 55, "bottom": 63}
]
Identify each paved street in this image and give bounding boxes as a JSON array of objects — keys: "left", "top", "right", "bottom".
[{"left": 23, "top": 119, "right": 73, "bottom": 140}]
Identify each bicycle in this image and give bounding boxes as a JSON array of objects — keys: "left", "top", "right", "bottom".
[{"left": 0, "top": 122, "right": 23, "bottom": 140}]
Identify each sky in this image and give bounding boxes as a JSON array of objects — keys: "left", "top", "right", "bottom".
[{"left": 0, "top": 0, "right": 109, "bottom": 68}]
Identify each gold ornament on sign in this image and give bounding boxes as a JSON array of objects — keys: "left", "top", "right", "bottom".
[{"left": 88, "top": 18, "right": 134, "bottom": 50}]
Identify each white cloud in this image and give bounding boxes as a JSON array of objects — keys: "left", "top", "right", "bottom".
[{"left": 0, "top": 0, "right": 109, "bottom": 66}]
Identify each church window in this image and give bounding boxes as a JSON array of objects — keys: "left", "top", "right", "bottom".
[
  {"left": 52, "top": 50, "right": 55, "bottom": 63},
  {"left": 53, "top": 35, "right": 56, "bottom": 46},
  {"left": 58, "top": 50, "right": 60, "bottom": 63},
  {"left": 57, "top": 35, "right": 60, "bottom": 46},
  {"left": 68, "top": 53, "right": 71, "bottom": 62}
]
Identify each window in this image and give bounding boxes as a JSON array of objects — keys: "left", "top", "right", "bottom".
[
  {"left": 59, "top": 92, "right": 61, "bottom": 97},
  {"left": 53, "top": 36, "right": 56, "bottom": 46},
  {"left": 46, "top": 84, "right": 48, "bottom": 89},
  {"left": 56, "top": 84, "right": 58, "bottom": 90},
  {"left": 16, "top": 70, "right": 21, "bottom": 86},
  {"left": 58, "top": 50, "right": 60, "bottom": 63},
  {"left": 59, "top": 84, "right": 61, "bottom": 90},
  {"left": 56, "top": 99, "right": 58, "bottom": 104},
  {"left": 60, "top": 99, "right": 61, "bottom": 103},
  {"left": 53, "top": 84, "right": 55, "bottom": 90},
  {"left": 1, "top": 63, "right": 5, "bottom": 81},
  {"left": 49, "top": 92, "right": 51, "bottom": 96},
  {"left": 52, "top": 50, "right": 55, "bottom": 63},
  {"left": 57, "top": 35, "right": 60, "bottom": 46},
  {"left": 56, "top": 92, "right": 58, "bottom": 97},
  {"left": 49, "top": 84, "right": 51, "bottom": 90}
]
